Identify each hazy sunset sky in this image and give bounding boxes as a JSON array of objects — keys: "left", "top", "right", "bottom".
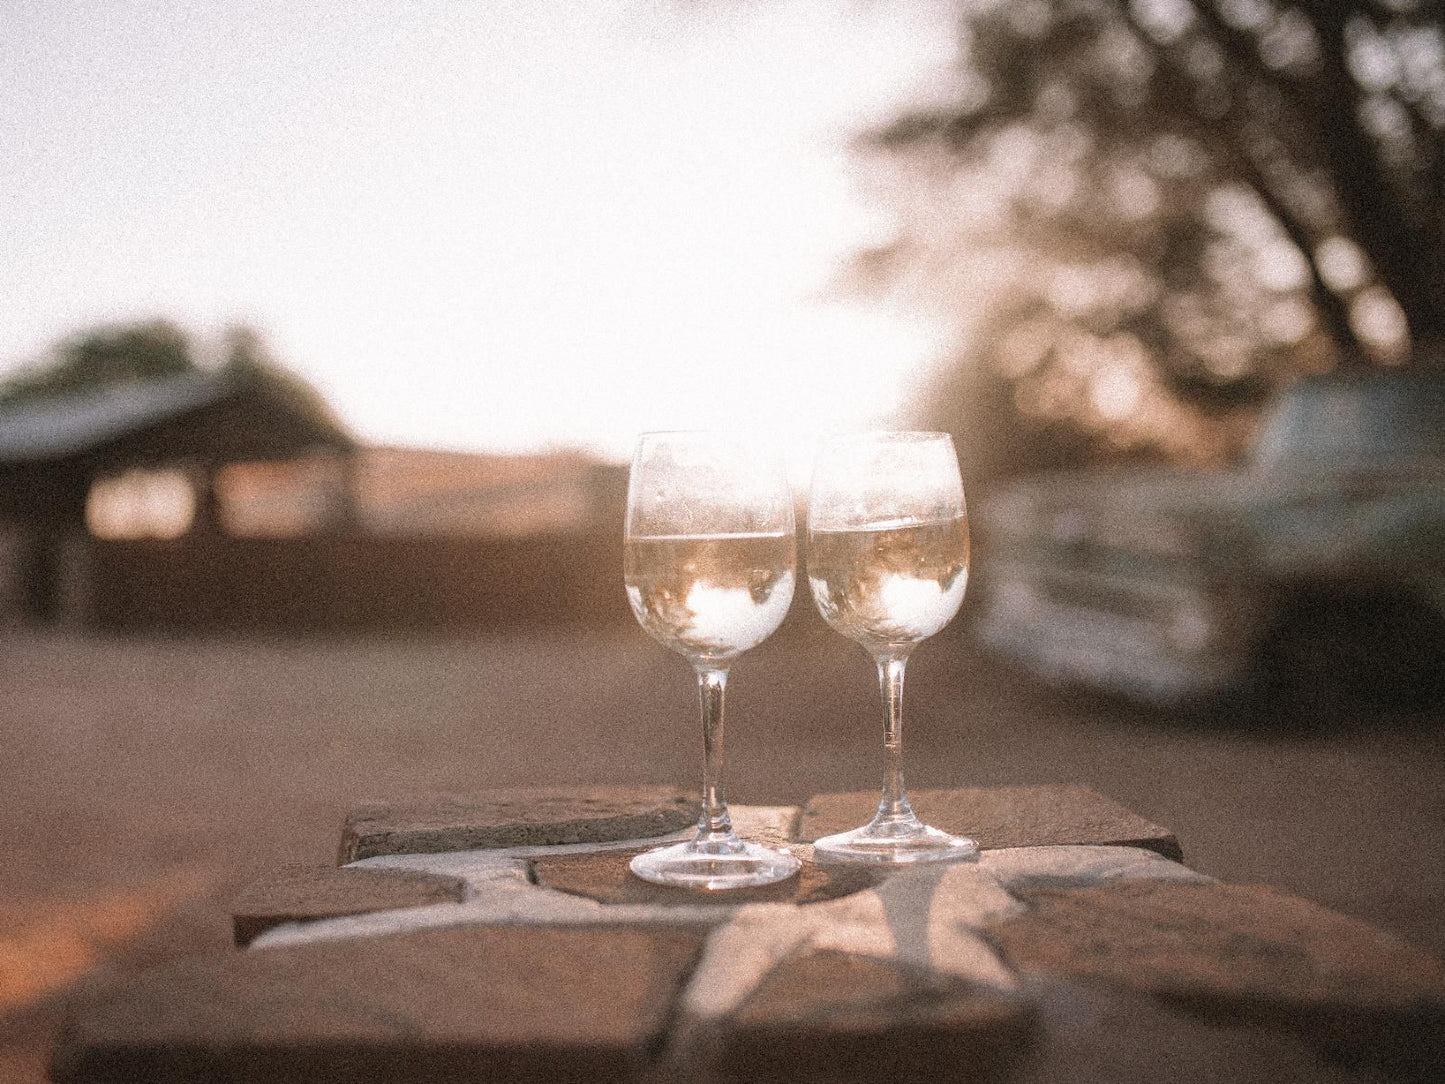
[{"left": 2, "top": 1, "right": 960, "bottom": 462}]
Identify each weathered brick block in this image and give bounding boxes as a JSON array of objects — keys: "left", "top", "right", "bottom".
[
  {"left": 799, "top": 784, "right": 1182, "bottom": 861},
  {"left": 53, "top": 924, "right": 707, "bottom": 1084},
  {"left": 339, "top": 785, "right": 699, "bottom": 862}
]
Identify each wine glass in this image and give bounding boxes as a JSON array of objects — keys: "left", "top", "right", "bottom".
[
  {"left": 806, "top": 431, "right": 979, "bottom": 864},
  {"left": 624, "top": 431, "right": 801, "bottom": 889}
]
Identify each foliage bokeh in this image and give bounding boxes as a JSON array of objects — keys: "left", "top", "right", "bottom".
[{"left": 849, "top": 0, "right": 1444, "bottom": 480}]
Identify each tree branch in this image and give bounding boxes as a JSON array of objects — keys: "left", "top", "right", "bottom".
[
  {"left": 1297, "top": 2, "right": 1445, "bottom": 351},
  {"left": 1113, "top": 2, "right": 1365, "bottom": 363}
]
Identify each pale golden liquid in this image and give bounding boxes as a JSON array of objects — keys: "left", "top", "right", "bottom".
[
  {"left": 625, "top": 533, "right": 795, "bottom": 661},
  {"left": 807, "top": 517, "right": 969, "bottom": 651}
]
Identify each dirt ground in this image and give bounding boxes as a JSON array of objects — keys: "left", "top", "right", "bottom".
[{"left": 2, "top": 617, "right": 1443, "bottom": 1081}]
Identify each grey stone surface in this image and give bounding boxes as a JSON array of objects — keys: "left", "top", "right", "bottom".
[
  {"left": 798, "top": 784, "right": 1183, "bottom": 861},
  {"left": 53, "top": 924, "right": 707, "bottom": 1084},
  {"left": 986, "top": 880, "right": 1445, "bottom": 1074},
  {"left": 979, "top": 844, "right": 1214, "bottom": 892},
  {"left": 339, "top": 785, "right": 699, "bottom": 862},
  {"left": 870, "top": 860, "right": 1027, "bottom": 972},
  {"left": 230, "top": 864, "right": 469, "bottom": 946},
  {"left": 707, "top": 948, "right": 1036, "bottom": 1083}
]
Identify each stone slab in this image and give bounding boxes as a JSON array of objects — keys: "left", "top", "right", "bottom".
[
  {"left": 985, "top": 880, "right": 1445, "bottom": 1074},
  {"left": 798, "top": 784, "right": 1183, "bottom": 861},
  {"left": 1010, "top": 979, "right": 1364, "bottom": 1084},
  {"left": 339, "top": 785, "right": 700, "bottom": 862},
  {"left": 53, "top": 923, "right": 707, "bottom": 1084},
  {"left": 978, "top": 844, "right": 1211, "bottom": 892},
  {"left": 231, "top": 865, "right": 469, "bottom": 946},
  {"left": 61, "top": 776, "right": 1442, "bottom": 1083},
  {"left": 708, "top": 948, "right": 1035, "bottom": 1083},
  {"left": 532, "top": 848, "right": 883, "bottom": 908}
]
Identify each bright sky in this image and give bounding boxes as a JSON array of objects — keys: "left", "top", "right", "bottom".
[{"left": 2, "top": 1, "right": 959, "bottom": 463}]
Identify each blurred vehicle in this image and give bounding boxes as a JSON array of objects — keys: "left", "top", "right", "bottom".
[{"left": 972, "top": 371, "right": 1445, "bottom": 711}]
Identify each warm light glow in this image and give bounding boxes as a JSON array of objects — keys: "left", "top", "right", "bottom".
[
  {"left": 1, "top": 2, "right": 959, "bottom": 470},
  {"left": 1315, "top": 236, "right": 1369, "bottom": 292},
  {"left": 1091, "top": 361, "right": 1145, "bottom": 421},
  {"left": 86, "top": 470, "right": 195, "bottom": 539},
  {"left": 0, "top": 866, "right": 214, "bottom": 1015},
  {"left": 1350, "top": 286, "right": 1410, "bottom": 363}
]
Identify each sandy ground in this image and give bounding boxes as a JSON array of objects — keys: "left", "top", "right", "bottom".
[{"left": 2, "top": 618, "right": 1442, "bottom": 1080}]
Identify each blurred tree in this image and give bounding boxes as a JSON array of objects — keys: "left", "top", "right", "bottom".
[
  {"left": 849, "top": 0, "right": 1444, "bottom": 476},
  {"left": 0, "top": 320, "right": 341, "bottom": 432},
  {"left": 0, "top": 318, "right": 195, "bottom": 404},
  {"left": 219, "top": 323, "right": 352, "bottom": 449}
]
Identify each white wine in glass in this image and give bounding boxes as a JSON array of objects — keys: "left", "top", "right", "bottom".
[
  {"left": 625, "top": 534, "right": 796, "bottom": 661},
  {"left": 807, "top": 432, "right": 979, "bottom": 864},
  {"left": 624, "top": 432, "right": 801, "bottom": 889}
]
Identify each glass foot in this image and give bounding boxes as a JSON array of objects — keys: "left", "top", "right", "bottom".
[
  {"left": 628, "top": 839, "right": 801, "bottom": 890},
  {"left": 813, "top": 819, "right": 979, "bottom": 865}
]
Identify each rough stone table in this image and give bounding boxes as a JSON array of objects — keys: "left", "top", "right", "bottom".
[{"left": 52, "top": 784, "right": 1445, "bottom": 1083}]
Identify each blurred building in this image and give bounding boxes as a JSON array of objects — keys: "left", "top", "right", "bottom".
[
  {"left": 218, "top": 446, "right": 617, "bottom": 541},
  {"left": 0, "top": 373, "right": 629, "bottom": 631},
  {"left": 0, "top": 369, "right": 353, "bottom": 623}
]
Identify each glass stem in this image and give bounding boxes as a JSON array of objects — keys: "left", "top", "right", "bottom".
[
  {"left": 694, "top": 665, "right": 741, "bottom": 851},
  {"left": 874, "top": 651, "right": 917, "bottom": 827}
]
